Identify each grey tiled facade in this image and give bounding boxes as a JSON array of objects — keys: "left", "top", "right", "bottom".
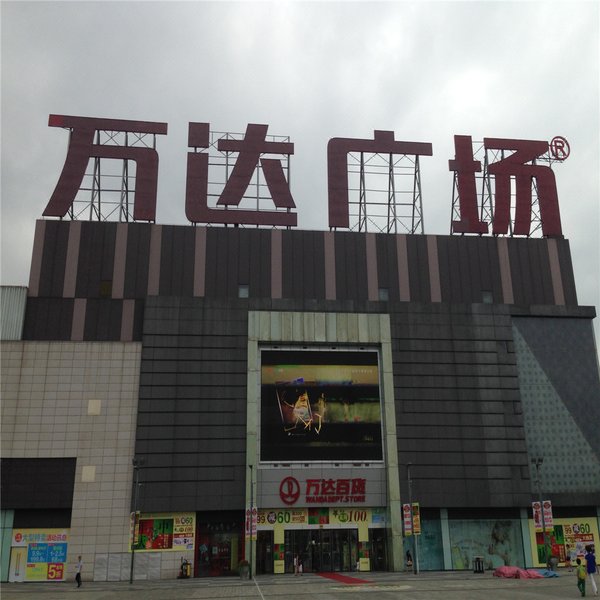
[{"left": 2, "top": 220, "right": 599, "bottom": 581}]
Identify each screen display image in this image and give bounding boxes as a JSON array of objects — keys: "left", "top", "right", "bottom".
[{"left": 260, "top": 350, "right": 383, "bottom": 462}]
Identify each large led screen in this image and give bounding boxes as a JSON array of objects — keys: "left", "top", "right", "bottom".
[{"left": 260, "top": 350, "right": 383, "bottom": 462}]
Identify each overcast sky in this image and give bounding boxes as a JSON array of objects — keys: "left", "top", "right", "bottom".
[{"left": 1, "top": 1, "right": 598, "bottom": 341}]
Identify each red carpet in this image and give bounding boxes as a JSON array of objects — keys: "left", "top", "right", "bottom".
[{"left": 316, "top": 572, "right": 372, "bottom": 584}]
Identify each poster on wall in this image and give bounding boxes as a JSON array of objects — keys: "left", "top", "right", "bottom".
[
  {"left": 532, "top": 500, "right": 554, "bottom": 532},
  {"left": 528, "top": 517, "right": 599, "bottom": 567},
  {"left": 448, "top": 520, "right": 525, "bottom": 570},
  {"left": 256, "top": 507, "right": 386, "bottom": 529},
  {"left": 10, "top": 529, "right": 69, "bottom": 582},
  {"left": 132, "top": 513, "right": 195, "bottom": 552},
  {"left": 260, "top": 350, "right": 383, "bottom": 462}
]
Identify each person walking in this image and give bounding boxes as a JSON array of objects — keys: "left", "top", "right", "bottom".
[
  {"left": 577, "top": 558, "right": 587, "bottom": 597},
  {"left": 565, "top": 544, "right": 573, "bottom": 571},
  {"left": 75, "top": 555, "right": 83, "bottom": 588},
  {"left": 585, "top": 545, "right": 598, "bottom": 596}
]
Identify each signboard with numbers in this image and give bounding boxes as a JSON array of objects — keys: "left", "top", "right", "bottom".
[{"left": 11, "top": 529, "right": 69, "bottom": 582}]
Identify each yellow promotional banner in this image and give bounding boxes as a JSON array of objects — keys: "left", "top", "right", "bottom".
[
  {"left": 11, "top": 529, "right": 69, "bottom": 582},
  {"left": 412, "top": 503, "right": 421, "bottom": 535},
  {"left": 131, "top": 513, "right": 195, "bottom": 552},
  {"left": 330, "top": 508, "right": 370, "bottom": 526},
  {"left": 257, "top": 509, "right": 308, "bottom": 527},
  {"left": 528, "top": 516, "right": 599, "bottom": 567}
]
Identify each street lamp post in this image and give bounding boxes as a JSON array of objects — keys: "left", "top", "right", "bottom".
[
  {"left": 407, "top": 462, "right": 419, "bottom": 575},
  {"left": 129, "top": 457, "right": 145, "bottom": 584},
  {"left": 249, "top": 464, "right": 253, "bottom": 580},
  {"left": 531, "top": 457, "right": 550, "bottom": 568}
]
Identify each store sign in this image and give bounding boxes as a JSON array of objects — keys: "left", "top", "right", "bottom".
[
  {"left": 529, "top": 516, "right": 599, "bottom": 568},
  {"left": 279, "top": 476, "right": 367, "bottom": 506},
  {"left": 245, "top": 508, "right": 257, "bottom": 541},
  {"left": 412, "top": 502, "right": 421, "bottom": 535},
  {"left": 403, "top": 503, "right": 413, "bottom": 536},
  {"left": 131, "top": 513, "right": 195, "bottom": 552},
  {"left": 11, "top": 529, "right": 68, "bottom": 582},
  {"left": 256, "top": 507, "right": 386, "bottom": 529},
  {"left": 43, "top": 114, "right": 567, "bottom": 236},
  {"left": 532, "top": 500, "right": 554, "bottom": 532}
]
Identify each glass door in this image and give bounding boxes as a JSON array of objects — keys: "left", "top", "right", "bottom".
[{"left": 256, "top": 531, "right": 273, "bottom": 574}]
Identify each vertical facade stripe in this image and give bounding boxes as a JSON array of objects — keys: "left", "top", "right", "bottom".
[
  {"left": 497, "top": 237, "right": 514, "bottom": 304},
  {"left": 193, "top": 227, "right": 207, "bottom": 297},
  {"left": 396, "top": 234, "right": 410, "bottom": 302},
  {"left": 427, "top": 235, "right": 441, "bottom": 302},
  {"left": 71, "top": 298, "right": 86, "bottom": 341},
  {"left": 366, "top": 233, "right": 379, "bottom": 301},
  {"left": 547, "top": 238, "right": 565, "bottom": 306},
  {"left": 120, "top": 299, "right": 135, "bottom": 341},
  {"left": 63, "top": 221, "right": 82, "bottom": 298},
  {"left": 112, "top": 223, "right": 128, "bottom": 299},
  {"left": 271, "top": 229, "right": 282, "bottom": 299},
  {"left": 147, "top": 225, "right": 162, "bottom": 296},
  {"left": 28, "top": 220, "right": 47, "bottom": 297},
  {"left": 324, "top": 232, "right": 336, "bottom": 301}
]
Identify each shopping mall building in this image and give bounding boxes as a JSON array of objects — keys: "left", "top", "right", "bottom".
[{"left": 1, "top": 121, "right": 599, "bottom": 583}]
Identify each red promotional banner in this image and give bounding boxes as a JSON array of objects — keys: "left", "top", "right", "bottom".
[{"left": 403, "top": 503, "right": 413, "bottom": 536}]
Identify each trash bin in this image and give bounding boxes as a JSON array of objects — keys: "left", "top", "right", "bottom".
[{"left": 473, "top": 556, "right": 485, "bottom": 574}]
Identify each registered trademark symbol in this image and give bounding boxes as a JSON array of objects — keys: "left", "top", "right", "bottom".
[{"left": 549, "top": 136, "right": 570, "bottom": 160}]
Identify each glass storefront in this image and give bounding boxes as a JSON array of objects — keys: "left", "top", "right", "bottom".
[
  {"left": 280, "top": 529, "right": 359, "bottom": 573},
  {"left": 195, "top": 512, "right": 243, "bottom": 577},
  {"left": 448, "top": 519, "right": 524, "bottom": 570}
]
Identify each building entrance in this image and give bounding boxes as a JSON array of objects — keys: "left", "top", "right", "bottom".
[{"left": 281, "top": 529, "right": 358, "bottom": 573}]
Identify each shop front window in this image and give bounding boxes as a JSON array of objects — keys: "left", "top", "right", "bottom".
[{"left": 196, "top": 514, "right": 243, "bottom": 577}]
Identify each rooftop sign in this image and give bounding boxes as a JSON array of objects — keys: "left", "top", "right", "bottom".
[{"left": 42, "top": 114, "right": 568, "bottom": 237}]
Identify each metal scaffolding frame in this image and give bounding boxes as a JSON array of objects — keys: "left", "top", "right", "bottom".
[
  {"left": 199, "top": 129, "right": 292, "bottom": 219},
  {"left": 67, "top": 128, "right": 158, "bottom": 222},
  {"left": 347, "top": 150, "right": 425, "bottom": 234},
  {"left": 450, "top": 140, "right": 562, "bottom": 238}
]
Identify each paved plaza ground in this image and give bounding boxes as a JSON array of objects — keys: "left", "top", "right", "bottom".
[{"left": 0, "top": 569, "right": 586, "bottom": 600}]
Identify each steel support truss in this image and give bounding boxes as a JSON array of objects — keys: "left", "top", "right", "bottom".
[
  {"left": 450, "top": 141, "right": 561, "bottom": 238},
  {"left": 347, "top": 151, "right": 425, "bottom": 234},
  {"left": 67, "top": 129, "right": 158, "bottom": 222}
]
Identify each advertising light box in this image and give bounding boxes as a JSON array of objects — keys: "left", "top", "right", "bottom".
[{"left": 260, "top": 350, "right": 382, "bottom": 462}]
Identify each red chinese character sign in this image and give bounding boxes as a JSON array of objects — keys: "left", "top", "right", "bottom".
[
  {"left": 327, "top": 131, "right": 433, "bottom": 233},
  {"left": 279, "top": 477, "right": 367, "bottom": 505},
  {"left": 450, "top": 135, "right": 567, "bottom": 237},
  {"left": 40, "top": 113, "right": 568, "bottom": 238},
  {"left": 186, "top": 123, "right": 297, "bottom": 227},
  {"left": 43, "top": 115, "right": 168, "bottom": 222}
]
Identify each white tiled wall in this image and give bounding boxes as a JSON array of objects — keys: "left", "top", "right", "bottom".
[{"left": 1, "top": 341, "right": 145, "bottom": 580}]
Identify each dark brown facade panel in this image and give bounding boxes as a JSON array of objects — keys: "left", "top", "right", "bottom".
[
  {"left": 282, "top": 231, "right": 325, "bottom": 300},
  {"left": 375, "top": 235, "right": 400, "bottom": 301},
  {"left": 158, "top": 226, "right": 195, "bottom": 297},
  {"left": 463, "top": 236, "right": 483, "bottom": 301},
  {"left": 521, "top": 239, "right": 546, "bottom": 305},
  {"left": 535, "top": 241, "right": 555, "bottom": 303},
  {"left": 475, "top": 239, "right": 498, "bottom": 301},
  {"left": 123, "top": 223, "right": 152, "bottom": 298},
  {"left": 249, "top": 229, "right": 272, "bottom": 298},
  {"left": 76, "top": 221, "right": 117, "bottom": 298},
  {"left": 436, "top": 236, "right": 453, "bottom": 303},
  {"left": 1, "top": 458, "right": 76, "bottom": 510},
  {"left": 204, "top": 228, "right": 229, "bottom": 298},
  {"left": 22, "top": 297, "right": 74, "bottom": 341},
  {"left": 83, "top": 299, "right": 123, "bottom": 341},
  {"left": 556, "top": 239, "right": 578, "bottom": 305},
  {"left": 507, "top": 240, "right": 526, "bottom": 305},
  {"left": 406, "top": 235, "right": 431, "bottom": 303},
  {"left": 334, "top": 232, "right": 368, "bottom": 302},
  {"left": 38, "top": 220, "right": 69, "bottom": 298}
]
